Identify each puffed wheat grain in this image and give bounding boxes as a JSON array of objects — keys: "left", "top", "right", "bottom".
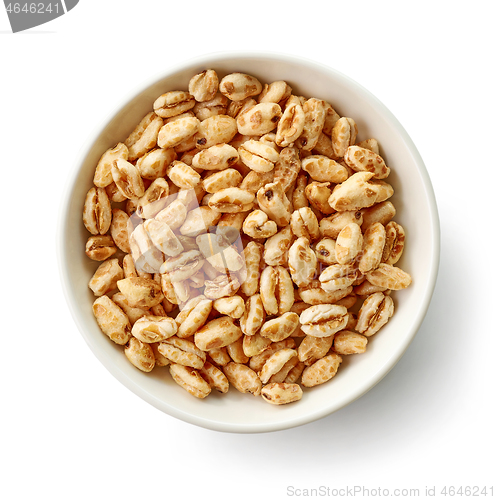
[{"left": 83, "top": 67, "right": 413, "bottom": 407}]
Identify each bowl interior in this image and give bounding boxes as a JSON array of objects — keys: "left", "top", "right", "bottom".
[{"left": 59, "top": 53, "right": 439, "bottom": 433}]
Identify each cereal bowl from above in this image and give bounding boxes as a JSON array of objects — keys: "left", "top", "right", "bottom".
[{"left": 58, "top": 52, "right": 440, "bottom": 433}]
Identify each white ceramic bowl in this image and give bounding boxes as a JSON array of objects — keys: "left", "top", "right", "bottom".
[{"left": 58, "top": 52, "right": 440, "bottom": 433}]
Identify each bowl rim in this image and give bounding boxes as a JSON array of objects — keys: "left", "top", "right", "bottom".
[{"left": 57, "top": 50, "right": 440, "bottom": 433}]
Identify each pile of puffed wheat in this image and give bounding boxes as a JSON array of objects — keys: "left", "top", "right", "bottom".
[{"left": 83, "top": 69, "right": 412, "bottom": 405}]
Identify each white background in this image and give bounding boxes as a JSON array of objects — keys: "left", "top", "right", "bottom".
[{"left": 1, "top": 1, "right": 496, "bottom": 499}]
